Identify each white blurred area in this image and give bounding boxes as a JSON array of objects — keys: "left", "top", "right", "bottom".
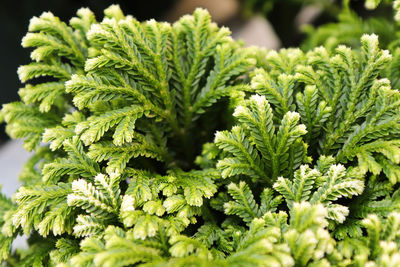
[
  {"left": 233, "top": 15, "right": 280, "bottom": 49},
  {"left": 0, "top": 140, "right": 31, "bottom": 197},
  {"left": 0, "top": 140, "right": 31, "bottom": 249},
  {"left": 166, "top": 0, "right": 281, "bottom": 49}
]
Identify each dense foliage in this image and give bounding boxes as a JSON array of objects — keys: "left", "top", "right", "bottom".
[{"left": 1, "top": 3, "right": 400, "bottom": 266}]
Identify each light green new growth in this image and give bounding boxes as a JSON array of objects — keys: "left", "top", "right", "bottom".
[{"left": 215, "top": 94, "right": 309, "bottom": 183}]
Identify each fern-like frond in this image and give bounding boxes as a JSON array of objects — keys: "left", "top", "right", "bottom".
[
  {"left": 63, "top": 7, "right": 254, "bottom": 166},
  {"left": 1, "top": 102, "right": 61, "bottom": 151},
  {"left": 274, "top": 161, "right": 364, "bottom": 223},
  {"left": 224, "top": 181, "right": 259, "bottom": 224},
  {"left": 42, "top": 137, "right": 99, "bottom": 183},
  {"left": 255, "top": 34, "right": 400, "bottom": 185},
  {"left": 12, "top": 183, "right": 72, "bottom": 235},
  {"left": 70, "top": 226, "right": 163, "bottom": 267},
  {"left": 215, "top": 94, "right": 308, "bottom": 184},
  {"left": 50, "top": 238, "right": 80, "bottom": 264},
  {"left": 67, "top": 174, "right": 120, "bottom": 220},
  {"left": 87, "top": 138, "right": 168, "bottom": 175}
]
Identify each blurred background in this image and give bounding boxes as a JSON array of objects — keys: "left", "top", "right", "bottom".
[{"left": 0, "top": 0, "right": 393, "bottom": 197}]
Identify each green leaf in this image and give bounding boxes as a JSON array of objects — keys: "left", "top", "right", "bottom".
[{"left": 224, "top": 181, "right": 259, "bottom": 224}]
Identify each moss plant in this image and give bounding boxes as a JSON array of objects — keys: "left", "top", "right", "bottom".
[{"left": 1, "top": 4, "right": 400, "bottom": 267}]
